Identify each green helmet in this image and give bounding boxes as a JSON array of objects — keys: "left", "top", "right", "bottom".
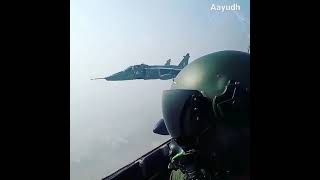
[
  {"left": 154, "top": 50, "right": 250, "bottom": 144},
  {"left": 153, "top": 50, "right": 250, "bottom": 178},
  {"left": 171, "top": 50, "right": 249, "bottom": 98}
]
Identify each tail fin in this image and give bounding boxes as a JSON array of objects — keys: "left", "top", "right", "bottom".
[
  {"left": 178, "top": 53, "right": 190, "bottom": 68},
  {"left": 164, "top": 59, "right": 171, "bottom": 66}
]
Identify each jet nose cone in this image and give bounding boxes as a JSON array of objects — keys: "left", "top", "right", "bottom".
[
  {"left": 105, "top": 75, "right": 114, "bottom": 81},
  {"left": 105, "top": 74, "right": 118, "bottom": 81},
  {"left": 105, "top": 71, "right": 131, "bottom": 81}
]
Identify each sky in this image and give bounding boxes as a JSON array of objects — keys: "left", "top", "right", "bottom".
[{"left": 70, "top": 0, "right": 250, "bottom": 180}]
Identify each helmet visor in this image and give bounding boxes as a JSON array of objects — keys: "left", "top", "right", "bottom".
[{"left": 162, "top": 89, "right": 213, "bottom": 139}]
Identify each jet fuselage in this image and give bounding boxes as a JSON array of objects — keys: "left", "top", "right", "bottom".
[
  {"left": 105, "top": 64, "right": 182, "bottom": 81},
  {"left": 92, "top": 53, "right": 190, "bottom": 81}
]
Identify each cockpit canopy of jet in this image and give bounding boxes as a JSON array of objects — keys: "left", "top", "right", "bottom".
[
  {"left": 124, "top": 66, "right": 133, "bottom": 71},
  {"left": 124, "top": 64, "right": 148, "bottom": 71}
]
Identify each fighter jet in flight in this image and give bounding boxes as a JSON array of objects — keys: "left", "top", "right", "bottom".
[{"left": 92, "top": 53, "right": 190, "bottom": 81}]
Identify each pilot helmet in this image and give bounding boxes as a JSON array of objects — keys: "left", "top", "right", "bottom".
[{"left": 154, "top": 50, "right": 250, "bottom": 175}]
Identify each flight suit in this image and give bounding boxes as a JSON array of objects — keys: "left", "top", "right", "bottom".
[{"left": 169, "top": 169, "right": 187, "bottom": 180}]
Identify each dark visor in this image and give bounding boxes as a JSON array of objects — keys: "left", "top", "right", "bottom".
[{"left": 162, "top": 89, "right": 213, "bottom": 139}]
